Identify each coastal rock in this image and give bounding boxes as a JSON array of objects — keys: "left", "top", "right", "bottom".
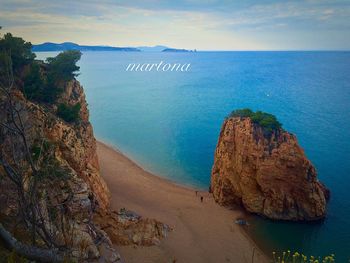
[
  {"left": 94, "top": 209, "right": 171, "bottom": 246},
  {"left": 1, "top": 77, "right": 168, "bottom": 261},
  {"left": 49, "top": 79, "right": 110, "bottom": 210},
  {"left": 210, "top": 117, "right": 329, "bottom": 221},
  {"left": 98, "top": 241, "right": 123, "bottom": 263},
  {"left": 0, "top": 81, "right": 112, "bottom": 260},
  {"left": 0, "top": 80, "right": 110, "bottom": 210}
]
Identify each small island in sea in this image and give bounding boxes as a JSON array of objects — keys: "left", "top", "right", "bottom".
[{"left": 162, "top": 48, "right": 192, "bottom": 52}]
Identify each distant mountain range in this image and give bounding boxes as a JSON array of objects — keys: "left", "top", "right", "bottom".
[
  {"left": 32, "top": 42, "right": 193, "bottom": 52},
  {"left": 32, "top": 42, "right": 140, "bottom": 52}
]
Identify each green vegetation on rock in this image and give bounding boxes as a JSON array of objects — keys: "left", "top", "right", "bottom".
[
  {"left": 46, "top": 50, "right": 82, "bottom": 82},
  {"left": 272, "top": 250, "right": 335, "bottom": 263},
  {"left": 0, "top": 30, "right": 87, "bottom": 262},
  {"left": 0, "top": 33, "right": 35, "bottom": 74},
  {"left": 229, "top": 108, "right": 282, "bottom": 134},
  {"left": 57, "top": 103, "right": 81, "bottom": 123},
  {"left": 23, "top": 63, "right": 46, "bottom": 101},
  {"left": 24, "top": 50, "right": 82, "bottom": 103},
  {"left": 1, "top": 31, "right": 83, "bottom": 118}
]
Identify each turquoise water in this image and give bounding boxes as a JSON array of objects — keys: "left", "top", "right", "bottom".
[{"left": 36, "top": 51, "right": 350, "bottom": 261}]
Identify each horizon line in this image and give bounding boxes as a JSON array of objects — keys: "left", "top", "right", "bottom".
[{"left": 31, "top": 42, "right": 350, "bottom": 52}]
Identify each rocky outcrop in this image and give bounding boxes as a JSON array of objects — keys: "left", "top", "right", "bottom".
[
  {"left": 0, "top": 81, "right": 117, "bottom": 261},
  {"left": 94, "top": 208, "right": 171, "bottom": 246},
  {"left": 0, "top": 78, "right": 169, "bottom": 261},
  {"left": 48, "top": 79, "right": 110, "bottom": 210},
  {"left": 210, "top": 116, "right": 329, "bottom": 221},
  {"left": 1, "top": 80, "right": 110, "bottom": 210}
]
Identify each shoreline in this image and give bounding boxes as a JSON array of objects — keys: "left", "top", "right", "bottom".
[
  {"left": 97, "top": 138, "right": 208, "bottom": 191},
  {"left": 97, "top": 140, "right": 270, "bottom": 263},
  {"left": 96, "top": 139, "right": 208, "bottom": 192}
]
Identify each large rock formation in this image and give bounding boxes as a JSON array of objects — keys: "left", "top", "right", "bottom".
[
  {"left": 0, "top": 81, "right": 118, "bottom": 261},
  {"left": 210, "top": 116, "right": 329, "bottom": 221},
  {"left": 0, "top": 78, "right": 169, "bottom": 261},
  {"left": 0, "top": 79, "right": 110, "bottom": 210},
  {"left": 47, "top": 79, "right": 111, "bottom": 210}
]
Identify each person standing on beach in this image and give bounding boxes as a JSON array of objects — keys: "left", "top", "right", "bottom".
[{"left": 200, "top": 196, "right": 203, "bottom": 202}]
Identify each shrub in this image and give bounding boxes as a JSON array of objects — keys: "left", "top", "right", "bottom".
[
  {"left": 272, "top": 250, "right": 335, "bottom": 263},
  {"left": 57, "top": 103, "right": 81, "bottom": 123},
  {"left": 250, "top": 111, "right": 282, "bottom": 133},
  {"left": 46, "top": 50, "right": 82, "bottom": 82},
  {"left": 229, "top": 108, "right": 282, "bottom": 134},
  {"left": 23, "top": 63, "right": 45, "bottom": 101},
  {"left": 23, "top": 62, "right": 64, "bottom": 104},
  {"left": 229, "top": 108, "right": 254, "bottom": 118},
  {"left": 34, "top": 50, "right": 82, "bottom": 103},
  {"left": 42, "top": 73, "right": 63, "bottom": 103},
  {"left": 0, "top": 32, "right": 35, "bottom": 74},
  {"left": 1, "top": 33, "right": 82, "bottom": 104}
]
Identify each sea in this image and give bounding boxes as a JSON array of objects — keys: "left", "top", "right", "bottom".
[{"left": 36, "top": 51, "right": 350, "bottom": 261}]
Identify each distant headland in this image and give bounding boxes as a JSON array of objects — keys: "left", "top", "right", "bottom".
[
  {"left": 32, "top": 42, "right": 141, "bottom": 52},
  {"left": 32, "top": 42, "right": 194, "bottom": 52},
  {"left": 162, "top": 48, "right": 195, "bottom": 52}
]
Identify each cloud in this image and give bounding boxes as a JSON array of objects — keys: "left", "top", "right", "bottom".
[{"left": 0, "top": 0, "right": 349, "bottom": 50}]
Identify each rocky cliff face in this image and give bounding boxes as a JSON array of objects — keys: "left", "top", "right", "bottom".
[
  {"left": 210, "top": 117, "right": 329, "bottom": 221},
  {"left": 0, "top": 79, "right": 169, "bottom": 261},
  {"left": 0, "top": 79, "right": 110, "bottom": 210},
  {"left": 0, "top": 80, "right": 118, "bottom": 261},
  {"left": 48, "top": 79, "right": 110, "bottom": 210}
]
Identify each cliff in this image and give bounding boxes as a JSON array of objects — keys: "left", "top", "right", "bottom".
[
  {"left": 0, "top": 78, "right": 169, "bottom": 262},
  {"left": 0, "top": 34, "right": 170, "bottom": 262},
  {"left": 210, "top": 115, "right": 329, "bottom": 221},
  {"left": 48, "top": 79, "right": 110, "bottom": 210},
  {"left": 0, "top": 79, "right": 119, "bottom": 261}
]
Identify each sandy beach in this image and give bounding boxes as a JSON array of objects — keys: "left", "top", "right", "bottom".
[{"left": 97, "top": 141, "right": 269, "bottom": 263}]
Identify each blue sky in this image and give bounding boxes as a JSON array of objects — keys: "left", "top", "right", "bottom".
[{"left": 0, "top": 0, "right": 349, "bottom": 50}]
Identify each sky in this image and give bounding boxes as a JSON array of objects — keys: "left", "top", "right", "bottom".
[{"left": 0, "top": 0, "right": 349, "bottom": 50}]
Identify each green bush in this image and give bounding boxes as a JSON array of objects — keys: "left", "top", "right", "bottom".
[
  {"left": 46, "top": 50, "right": 82, "bottom": 82},
  {"left": 251, "top": 111, "right": 282, "bottom": 132},
  {"left": 0, "top": 32, "right": 35, "bottom": 74},
  {"left": 40, "top": 50, "right": 82, "bottom": 103},
  {"left": 24, "top": 50, "right": 82, "bottom": 104},
  {"left": 0, "top": 33, "right": 81, "bottom": 104},
  {"left": 23, "top": 62, "right": 64, "bottom": 103},
  {"left": 229, "top": 108, "right": 282, "bottom": 134},
  {"left": 272, "top": 250, "right": 335, "bottom": 263},
  {"left": 57, "top": 103, "right": 81, "bottom": 123},
  {"left": 42, "top": 73, "right": 63, "bottom": 103},
  {"left": 37, "top": 50, "right": 82, "bottom": 103},
  {"left": 23, "top": 63, "right": 45, "bottom": 101},
  {"left": 229, "top": 108, "right": 254, "bottom": 118}
]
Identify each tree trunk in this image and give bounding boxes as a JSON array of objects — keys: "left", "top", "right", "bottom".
[{"left": 0, "top": 223, "right": 64, "bottom": 263}]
